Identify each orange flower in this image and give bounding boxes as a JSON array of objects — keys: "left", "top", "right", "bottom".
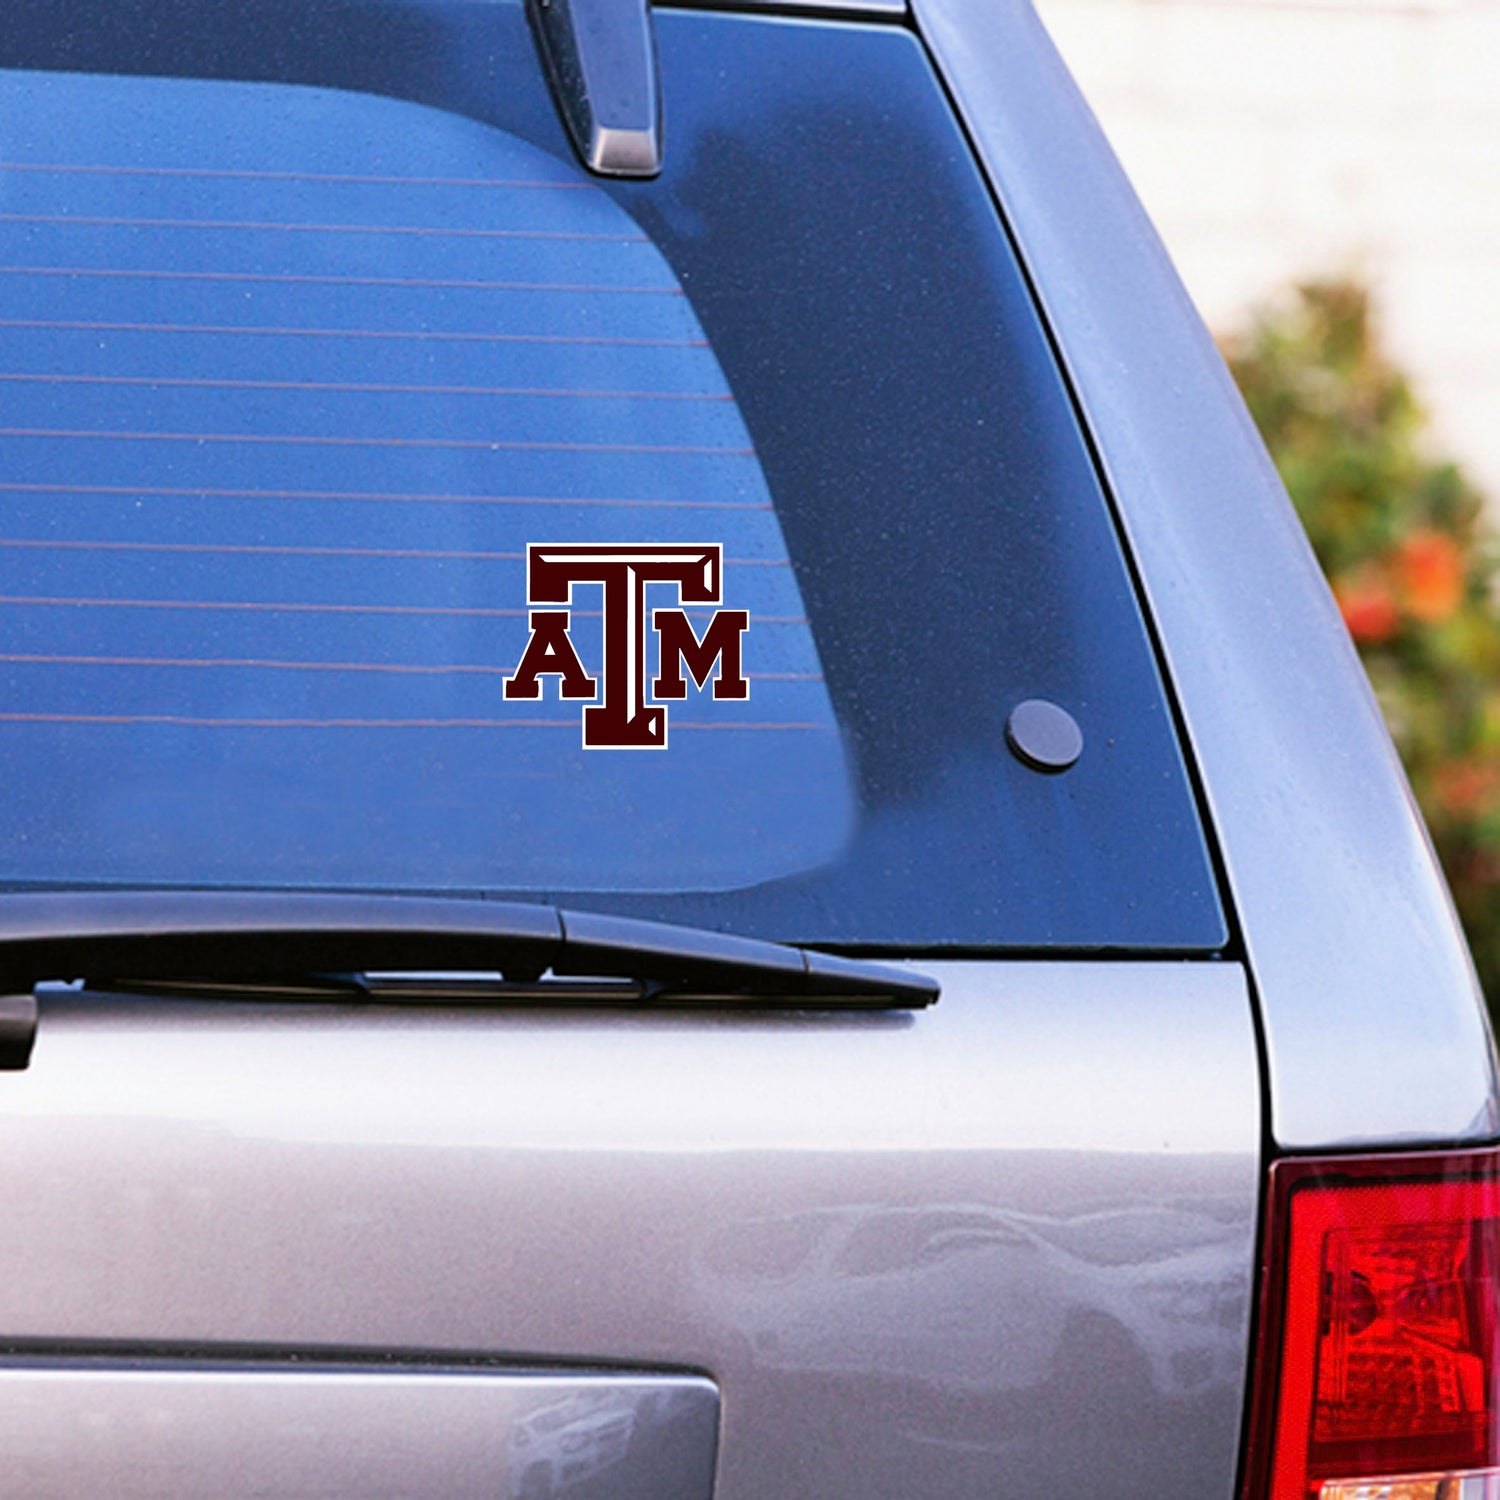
[
  {"left": 1396, "top": 530, "right": 1465, "bottom": 623},
  {"left": 1334, "top": 574, "right": 1400, "bottom": 644}
]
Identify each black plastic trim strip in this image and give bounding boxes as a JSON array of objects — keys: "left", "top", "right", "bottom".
[{"left": 0, "top": 890, "right": 938, "bottom": 1008}]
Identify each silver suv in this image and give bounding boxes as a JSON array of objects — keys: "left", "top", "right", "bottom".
[{"left": 0, "top": 0, "right": 1494, "bottom": 1497}]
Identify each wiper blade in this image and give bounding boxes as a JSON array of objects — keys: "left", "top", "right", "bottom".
[{"left": 0, "top": 891, "right": 939, "bottom": 1011}]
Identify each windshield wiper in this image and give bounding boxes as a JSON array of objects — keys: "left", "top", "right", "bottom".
[{"left": 0, "top": 891, "right": 939, "bottom": 1066}]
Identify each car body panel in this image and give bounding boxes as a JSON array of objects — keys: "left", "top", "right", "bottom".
[
  {"left": 1, "top": 4, "right": 1489, "bottom": 1496},
  {"left": 0, "top": 1365, "right": 718, "bottom": 1500},
  {"left": 914, "top": 0, "right": 1500, "bottom": 1150},
  {"left": 0, "top": 960, "right": 1260, "bottom": 1500}
]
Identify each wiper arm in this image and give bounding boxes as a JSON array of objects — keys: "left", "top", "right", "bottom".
[{"left": 0, "top": 891, "right": 939, "bottom": 1064}]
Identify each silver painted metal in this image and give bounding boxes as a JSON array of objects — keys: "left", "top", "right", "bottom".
[
  {"left": 0, "top": 961, "right": 1260, "bottom": 1500},
  {"left": 0, "top": 1366, "right": 717, "bottom": 1499},
  {"left": 529, "top": 0, "right": 662, "bottom": 177},
  {"left": 914, "top": 0, "right": 1500, "bottom": 1150}
]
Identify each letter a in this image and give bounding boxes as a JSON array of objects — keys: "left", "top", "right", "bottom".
[{"left": 503, "top": 611, "right": 598, "bottom": 700}]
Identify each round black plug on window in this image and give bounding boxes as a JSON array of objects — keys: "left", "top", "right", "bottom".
[{"left": 1006, "top": 699, "right": 1083, "bottom": 774}]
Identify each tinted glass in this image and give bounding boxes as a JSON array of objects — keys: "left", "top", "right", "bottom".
[
  {"left": 0, "top": 0, "right": 1226, "bottom": 949},
  {"left": 0, "top": 69, "right": 852, "bottom": 892}
]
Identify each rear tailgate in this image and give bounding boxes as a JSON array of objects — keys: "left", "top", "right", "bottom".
[
  {"left": 0, "top": 5, "right": 1262, "bottom": 1498},
  {"left": 0, "top": 961, "right": 1258, "bottom": 1500}
]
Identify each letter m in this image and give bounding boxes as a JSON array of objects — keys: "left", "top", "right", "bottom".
[{"left": 652, "top": 609, "right": 750, "bottom": 700}]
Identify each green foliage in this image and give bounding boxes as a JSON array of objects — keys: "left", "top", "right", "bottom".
[{"left": 1222, "top": 279, "right": 1500, "bottom": 1004}]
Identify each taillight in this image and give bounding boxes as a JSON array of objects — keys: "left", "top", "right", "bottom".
[{"left": 1246, "top": 1149, "right": 1500, "bottom": 1500}]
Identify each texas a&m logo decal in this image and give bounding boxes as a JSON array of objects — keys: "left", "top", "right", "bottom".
[{"left": 503, "top": 544, "right": 748, "bottom": 748}]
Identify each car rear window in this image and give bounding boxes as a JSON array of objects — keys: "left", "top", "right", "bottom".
[{"left": 0, "top": 0, "right": 1227, "bottom": 951}]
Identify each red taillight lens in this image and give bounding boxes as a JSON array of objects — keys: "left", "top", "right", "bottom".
[{"left": 1248, "top": 1150, "right": 1500, "bottom": 1500}]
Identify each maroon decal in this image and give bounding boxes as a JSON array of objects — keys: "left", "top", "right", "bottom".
[
  {"left": 652, "top": 608, "right": 749, "bottom": 701},
  {"left": 501, "top": 610, "right": 598, "bottom": 701},
  {"left": 503, "top": 544, "right": 750, "bottom": 748}
]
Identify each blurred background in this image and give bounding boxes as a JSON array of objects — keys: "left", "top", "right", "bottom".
[
  {"left": 1035, "top": 0, "right": 1499, "bottom": 496},
  {"left": 1033, "top": 0, "right": 1500, "bottom": 1008}
]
